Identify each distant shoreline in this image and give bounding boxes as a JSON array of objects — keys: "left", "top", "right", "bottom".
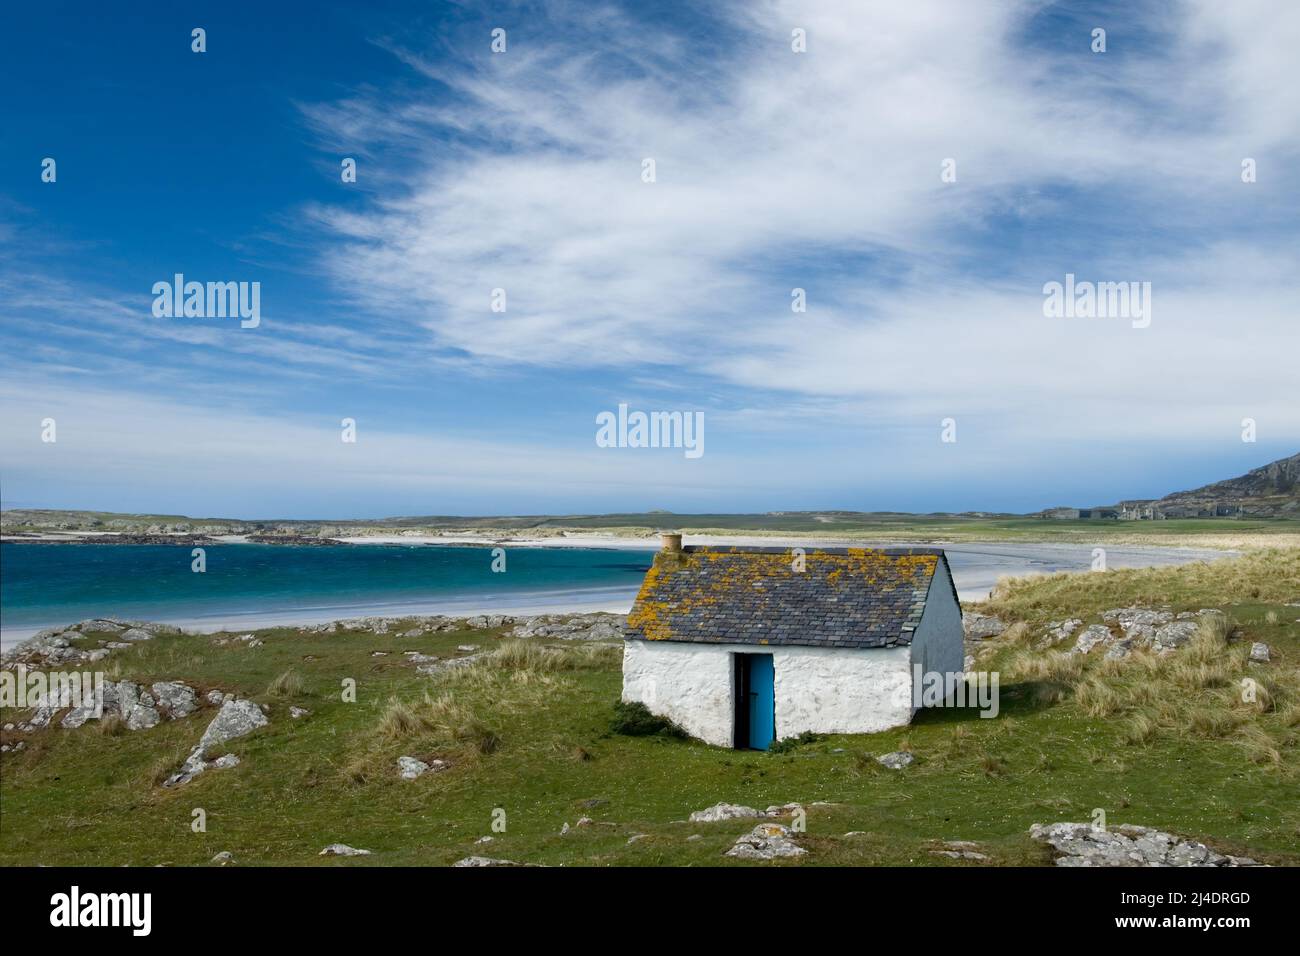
[
  {"left": 0, "top": 584, "right": 640, "bottom": 648},
  {"left": 0, "top": 529, "right": 1261, "bottom": 552}
]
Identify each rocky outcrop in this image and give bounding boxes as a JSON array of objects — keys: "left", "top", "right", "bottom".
[
  {"left": 15, "top": 678, "right": 200, "bottom": 733},
  {"left": 510, "top": 614, "right": 625, "bottom": 641},
  {"left": 1070, "top": 624, "right": 1113, "bottom": 655},
  {"left": 725, "top": 822, "right": 807, "bottom": 860},
  {"left": 1153, "top": 451, "right": 1300, "bottom": 518},
  {"left": 296, "top": 611, "right": 624, "bottom": 641},
  {"left": 163, "top": 699, "right": 268, "bottom": 787},
  {"left": 961, "top": 612, "right": 1005, "bottom": 641},
  {"left": 1067, "top": 608, "right": 1223, "bottom": 657},
  {"left": 1030, "top": 822, "right": 1263, "bottom": 867},
  {"left": 452, "top": 856, "right": 540, "bottom": 867},
  {"left": 2, "top": 618, "right": 181, "bottom": 667},
  {"left": 690, "top": 802, "right": 761, "bottom": 823}
]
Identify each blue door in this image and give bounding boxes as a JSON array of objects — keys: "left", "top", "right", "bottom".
[{"left": 746, "top": 654, "right": 775, "bottom": 750}]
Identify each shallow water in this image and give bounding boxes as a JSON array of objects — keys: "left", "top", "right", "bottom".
[{"left": 0, "top": 539, "right": 1231, "bottom": 647}]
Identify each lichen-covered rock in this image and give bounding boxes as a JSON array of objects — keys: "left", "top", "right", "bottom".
[
  {"left": 151, "top": 681, "right": 198, "bottom": 719},
  {"left": 509, "top": 613, "right": 624, "bottom": 641},
  {"left": 877, "top": 751, "right": 915, "bottom": 770},
  {"left": 1029, "top": 822, "right": 1263, "bottom": 867},
  {"left": 1042, "top": 619, "right": 1083, "bottom": 645},
  {"left": 452, "top": 856, "right": 538, "bottom": 867},
  {"left": 930, "top": 840, "right": 989, "bottom": 861},
  {"left": 1070, "top": 624, "right": 1113, "bottom": 655},
  {"left": 196, "top": 699, "right": 267, "bottom": 753},
  {"left": 962, "top": 612, "right": 1005, "bottom": 641},
  {"left": 76, "top": 618, "right": 125, "bottom": 634},
  {"left": 1102, "top": 608, "right": 1174, "bottom": 628},
  {"left": 1104, "top": 638, "right": 1135, "bottom": 661},
  {"left": 689, "top": 802, "right": 761, "bottom": 823},
  {"left": 725, "top": 822, "right": 807, "bottom": 860},
  {"left": 397, "top": 756, "right": 430, "bottom": 779},
  {"left": 319, "top": 843, "right": 371, "bottom": 857},
  {"left": 163, "top": 699, "right": 268, "bottom": 787},
  {"left": 115, "top": 681, "right": 161, "bottom": 730},
  {"left": 1151, "top": 620, "right": 1199, "bottom": 651},
  {"left": 1250, "top": 642, "right": 1270, "bottom": 663}
]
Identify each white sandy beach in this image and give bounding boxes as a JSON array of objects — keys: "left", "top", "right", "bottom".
[{"left": 1, "top": 533, "right": 1236, "bottom": 649}]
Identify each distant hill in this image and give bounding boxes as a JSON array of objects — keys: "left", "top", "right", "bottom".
[
  {"left": 1151, "top": 452, "right": 1300, "bottom": 518},
  {"left": 4, "top": 456, "right": 1297, "bottom": 534},
  {"left": 1036, "top": 452, "right": 1300, "bottom": 520}
]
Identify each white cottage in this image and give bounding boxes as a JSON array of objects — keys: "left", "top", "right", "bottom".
[{"left": 621, "top": 535, "right": 963, "bottom": 749}]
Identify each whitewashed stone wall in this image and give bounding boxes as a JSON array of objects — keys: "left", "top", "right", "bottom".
[
  {"left": 621, "top": 640, "right": 735, "bottom": 746},
  {"left": 622, "top": 640, "right": 916, "bottom": 745},
  {"left": 621, "top": 561, "right": 966, "bottom": 746}
]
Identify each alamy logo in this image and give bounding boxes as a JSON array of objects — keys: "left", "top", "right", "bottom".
[
  {"left": 1042, "top": 273, "right": 1151, "bottom": 328},
  {"left": 596, "top": 403, "right": 704, "bottom": 459},
  {"left": 50, "top": 886, "right": 151, "bottom": 936},
  {"left": 0, "top": 666, "right": 104, "bottom": 715},
  {"left": 910, "top": 666, "right": 1000, "bottom": 718},
  {"left": 151, "top": 274, "right": 261, "bottom": 328}
]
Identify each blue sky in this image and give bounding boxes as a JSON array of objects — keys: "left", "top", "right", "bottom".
[{"left": 1, "top": 0, "right": 1297, "bottom": 519}]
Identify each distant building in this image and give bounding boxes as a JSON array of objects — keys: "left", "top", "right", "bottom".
[{"left": 621, "top": 535, "right": 964, "bottom": 749}]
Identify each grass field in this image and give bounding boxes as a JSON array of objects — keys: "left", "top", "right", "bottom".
[{"left": 1, "top": 551, "right": 1297, "bottom": 867}]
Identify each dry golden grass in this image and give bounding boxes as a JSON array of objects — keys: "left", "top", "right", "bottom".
[
  {"left": 995, "top": 600, "right": 1297, "bottom": 770},
  {"left": 376, "top": 697, "right": 429, "bottom": 740},
  {"left": 265, "top": 668, "right": 306, "bottom": 698},
  {"left": 341, "top": 641, "right": 618, "bottom": 784},
  {"left": 94, "top": 713, "right": 125, "bottom": 737},
  {"left": 981, "top": 548, "right": 1300, "bottom": 622}
]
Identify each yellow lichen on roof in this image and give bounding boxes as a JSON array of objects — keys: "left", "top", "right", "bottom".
[{"left": 626, "top": 547, "right": 940, "bottom": 643}]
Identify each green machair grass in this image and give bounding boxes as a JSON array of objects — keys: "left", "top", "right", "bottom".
[{"left": 1, "top": 552, "right": 1296, "bottom": 867}]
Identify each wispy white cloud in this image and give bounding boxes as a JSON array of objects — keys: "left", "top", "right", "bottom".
[{"left": 298, "top": 0, "right": 1299, "bottom": 446}]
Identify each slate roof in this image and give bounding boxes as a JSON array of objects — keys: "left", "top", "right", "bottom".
[{"left": 625, "top": 546, "right": 957, "bottom": 649}]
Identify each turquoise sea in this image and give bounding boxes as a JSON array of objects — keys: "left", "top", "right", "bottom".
[{"left": 0, "top": 543, "right": 655, "bottom": 644}]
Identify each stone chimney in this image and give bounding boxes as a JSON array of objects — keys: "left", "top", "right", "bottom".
[{"left": 659, "top": 531, "right": 683, "bottom": 553}]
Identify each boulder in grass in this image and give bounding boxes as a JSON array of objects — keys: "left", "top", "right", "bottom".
[
  {"left": 151, "top": 681, "right": 198, "bottom": 719},
  {"left": 1070, "top": 625, "right": 1112, "bottom": 655},
  {"left": 1102, "top": 608, "right": 1173, "bottom": 629},
  {"left": 1104, "top": 639, "right": 1134, "bottom": 661},
  {"left": 725, "top": 822, "right": 807, "bottom": 860},
  {"left": 877, "top": 751, "right": 914, "bottom": 770},
  {"left": 319, "top": 844, "right": 371, "bottom": 857},
  {"left": 163, "top": 699, "right": 268, "bottom": 787},
  {"left": 689, "top": 803, "right": 761, "bottom": 823},
  {"left": 962, "top": 612, "right": 1005, "bottom": 641},
  {"left": 1249, "top": 642, "right": 1270, "bottom": 663},
  {"left": 1151, "top": 620, "right": 1199, "bottom": 651},
  {"left": 397, "top": 756, "right": 430, "bottom": 780},
  {"left": 452, "top": 856, "right": 539, "bottom": 867},
  {"left": 1030, "top": 822, "right": 1263, "bottom": 867}
]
